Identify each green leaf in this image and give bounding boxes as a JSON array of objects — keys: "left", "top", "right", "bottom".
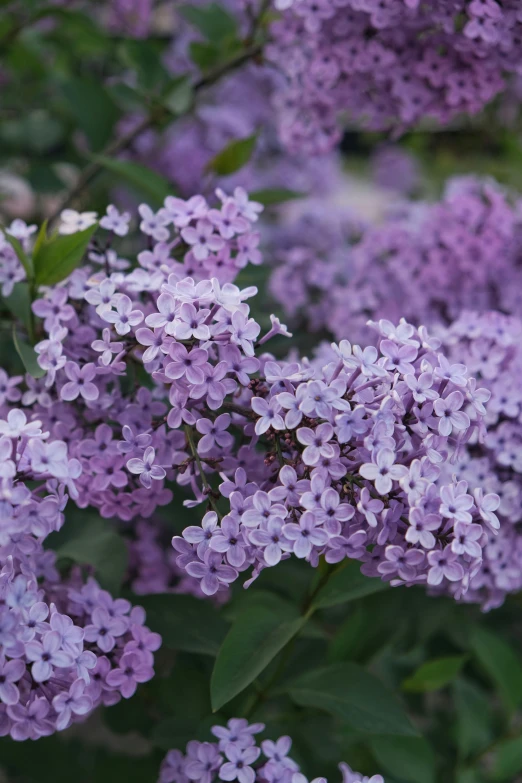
[
  {"left": 28, "top": 163, "right": 65, "bottom": 194},
  {"left": 456, "top": 770, "right": 485, "bottom": 783},
  {"left": 93, "top": 156, "right": 171, "bottom": 205},
  {"left": 328, "top": 594, "right": 402, "bottom": 664},
  {"left": 106, "top": 82, "right": 146, "bottom": 113},
  {"left": 4, "top": 231, "right": 33, "bottom": 279},
  {"left": 402, "top": 656, "right": 466, "bottom": 693},
  {"left": 33, "top": 223, "right": 98, "bottom": 286},
  {"left": 491, "top": 738, "right": 522, "bottom": 781},
  {"left": 32, "top": 220, "right": 49, "bottom": 259},
  {"left": 226, "top": 589, "right": 325, "bottom": 640},
  {"left": 285, "top": 662, "right": 418, "bottom": 737},
  {"left": 150, "top": 655, "right": 215, "bottom": 749},
  {"left": 453, "top": 678, "right": 493, "bottom": 760},
  {"left": 163, "top": 75, "right": 194, "bottom": 116},
  {"left": 189, "top": 41, "right": 223, "bottom": 71},
  {"left": 249, "top": 188, "right": 306, "bottom": 206},
  {"left": 208, "top": 134, "right": 257, "bottom": 177},
  {"left": 134, "top": 594, "right": 228, "bottom": 656},
  {"left": 470, "top": 626, "right": 522, "bottom": 712},
  {"left": 41, "top": 8, "right": 108, "bottom": 57},
  {"left": 312, "top": 561, "right": 389, "bottom": 609},
  {"left": 180, "top": 3, "right": 237, "bottom": 43},
  {"left": 12, "top": 329, "right": 44, "bottom": 378},
  {"left": 370, "top": 736, "right": 435, "bottom": 783},
  {"left": 60, "top": 77, "right": 120, "bottom": 151},
  {"left": 118, "top": 39, "right": 169, "bottom": 92},
  {"left": 211, "top": 601, "right": 307, "bottom": 711},
  {"left": 45, "top": 512, "right": 128, "bottom": 595},
  {"left": 4, "top": 283, "right": 33, "bottom": 334}
]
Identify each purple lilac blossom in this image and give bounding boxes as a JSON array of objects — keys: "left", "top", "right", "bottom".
[
  {"left": 167, "top": 312, "right": 493, "bottom": 599},
  {"left": 0, "top": 192, "right": 501, "bottom": 645},
  {"left": 434, "top": 310, "right": 522, "bottom": 610},
  {"left": 0, "top": 409, "right": 161, "bottom": 739},
  {"left": 268, "top": 176, "right": 522, "bottom": 344},
  {"left": 157, "top": 720, "right": 384, "bottom": 783},
  {"left": 267, "top": 0, "right": 522, "bottom": 154}
]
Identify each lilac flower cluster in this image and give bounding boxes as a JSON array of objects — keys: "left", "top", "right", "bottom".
[
  {"left": 127, "top": 519, "right": 229, "bottom": 602},
  {"left": 268, "top": 0, "right": 522, "bottom": 153},
  {"left": 172, "top": 318, "right": 495, "bottom": 599},
  {"left": 0, "top": 190, "right": 265, "bottom": 525},
  {"left": 436, "top": 310, "right": 522, "bottom": 610},
  {"left": 269, "top": 177, "right": 522, "bottom": 344},
  {"left": 0, "top": 189, "right": 499, "bottom": 653},
  {"left": 158, "top": 719, "right": 384, "bottom": 783},
  {"left": 0, "top": 408, "right": 160, "bottom": 740}
]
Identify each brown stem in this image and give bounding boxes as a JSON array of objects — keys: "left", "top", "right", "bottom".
[{"left": 50, "top": 43, "right": 263, "bottom": 221}]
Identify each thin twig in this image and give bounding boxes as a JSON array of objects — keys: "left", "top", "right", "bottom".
[{"left": 50, "top": 43, "right": 263, "bottom": 221}]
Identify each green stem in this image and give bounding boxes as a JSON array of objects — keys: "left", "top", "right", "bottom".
[
  {"left": 274, "top": 435, "right": 285, "bottom": 468},
  {"left": 243, "top": 563, "right": 338, "bottom": 719},
  {"left": 184, "top": 424, "right": 222, "bottom": 519}
]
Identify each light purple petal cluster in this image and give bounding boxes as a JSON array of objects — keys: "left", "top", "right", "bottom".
[
  {"left": 269, "top": 177, "right": 522, "bottom": 343},
  {"left": 268, "top": 0, "right": 522, "bottom": 153},
  {"left": 171, "top": 316, "right": 493, "bottom": 598},
  {"left": 0, "top": 408, "right": 160, "bottom": 739},
  {"left": 435, "top": 310, "right": 522, "bottom": 610},
  {"left": 2, "top": 191, "right": 263, "bottom": 523},
  {"left": 157, "top": 720, "right": 384, "bottom": 783}
]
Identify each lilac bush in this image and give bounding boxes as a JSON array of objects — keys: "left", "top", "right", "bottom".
[{"left": 5, "top": 2, "right": 522, "bottom": 778}]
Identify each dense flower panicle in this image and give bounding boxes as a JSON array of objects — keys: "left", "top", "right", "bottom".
[
  {"left": 436, "top": 311, "right": 522, "bottom": 610},
  {"left": 269, "top": 177, "right": 522, "bottom": 343},
  {"left": 0, "top": 191, "right": 503, "bottom": 746},
  {"left": 1, "top": 199, "right": 496, "bottom": 605},
  {"left": 171, "top": 317, "right": 494, "bottom": 599},
  {"left": 158, "top": 720, "right": 384, "bottom": 783},
  {"left": 0, "top": 412, "right": 160, "bottom": 739},
  {"left": 0, "top": 190, "right": 265, "bottom": 524},
  {"left": 268, "top": 0, "right": 522, "bottom": 153}
]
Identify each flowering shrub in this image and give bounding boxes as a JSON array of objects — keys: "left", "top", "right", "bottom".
[{"left": 4, "top": 1, "right": 522, "bottom": 781}]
